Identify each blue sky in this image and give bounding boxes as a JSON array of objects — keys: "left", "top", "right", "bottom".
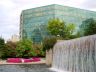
[{"left": 0, "top": 0, "right": 96, "bottom": 41}]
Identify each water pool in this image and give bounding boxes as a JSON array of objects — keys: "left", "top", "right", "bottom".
[{"left": 0, "top": 64, "right": 56, "bottom": 72}]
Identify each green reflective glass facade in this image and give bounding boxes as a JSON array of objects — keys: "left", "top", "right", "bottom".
[{"left": 20, "top": 4, "right": 96, "bottom": 43}]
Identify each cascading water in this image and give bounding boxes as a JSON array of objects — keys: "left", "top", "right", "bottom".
[{"left": 52, "top": 35, "right": 96, "bottom": 72}]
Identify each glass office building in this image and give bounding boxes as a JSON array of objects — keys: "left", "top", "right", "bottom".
[{"left": 20, "top": 4, "right": 96, "bottom": 43}]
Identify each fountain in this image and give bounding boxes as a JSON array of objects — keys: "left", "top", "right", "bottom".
[{"left": 52, "top": 35, "right": 96, "bottom": 72}]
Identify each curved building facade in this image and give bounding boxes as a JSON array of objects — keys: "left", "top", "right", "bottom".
[{"left": 20, "top": 4, "right": 96, "bottom": 43}]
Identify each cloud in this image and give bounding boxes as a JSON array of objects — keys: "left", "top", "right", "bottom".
[
  {"left": 55, "top": 0, "right": 85, "bottom": 6},
  {"left": 82, "top": 0, "right": 96, "bottom": 8},
  {"left": 0, "top": 0, "right": 14, "bottom": 8}
]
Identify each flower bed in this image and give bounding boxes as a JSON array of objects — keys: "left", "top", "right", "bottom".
[
  {"left": 7, "top": 58, "right": 22, "bottom": 63},
  {"left": 6, "top": 57, "right": 41, "bottom": 63}
]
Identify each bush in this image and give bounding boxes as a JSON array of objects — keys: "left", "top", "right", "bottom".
[
  {"left": 16, "top": 39, "right": 33, "bottom": 58},
  {"left": 0, "top": 37, "right": 5, "bottom": 49},
  {"left": 0, "top": 38, "right": 46, "bottom": 59},
  {"left": 0, "top": 41, "right": 17, "bottom": 59},
  {"left": 47, "top": 18, "right": 76, "bottom": 39},
  {"left": 33, "top": 44, "right": 45, "bottom": 57},
  {"left": 3, "top": 41, "right": 17, "bottom": 58},
  {"left": 16, "top": 39, "right": 45, "bottom": 58},
  {"left": 80, "top": 18, "right": 96, "bottom": 36},
  {"left": 42, "top": 36, "right": 57, "bottom": 51},
  {"left": 0, "top": 37, "right": 6, "bottom": 59}
]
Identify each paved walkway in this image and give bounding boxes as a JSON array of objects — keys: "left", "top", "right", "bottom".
[
  {"left": 0, "top": 58, "right": 57, "bottom": 72},
  {"left": 0, "top": 64, "right": 56, "bottom": 72}
]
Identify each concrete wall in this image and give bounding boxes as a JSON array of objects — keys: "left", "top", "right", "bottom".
[{"left": 46, "top": 49, "right": 53, "bottom": 66}]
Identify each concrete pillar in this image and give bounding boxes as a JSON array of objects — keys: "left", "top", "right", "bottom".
[{"left": 46, "top": 49, "right": 53, "bottom": 66}]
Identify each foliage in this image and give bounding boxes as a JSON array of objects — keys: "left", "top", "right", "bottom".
[
  {"left": 33, "top": 44, "right": 45, "bottom": 57},
  {"left": 73, "top": 30, "right": 81, "bottom": 38},
  {"left": 0, "top": 37, "right": 5, "bottom": 49},
  {"left": 66, "top": 23, "right": 76, "bottom": 35},
  {"left": 0, "top": 38, "right": 45, "bottom": 59},
  {"left": 16, "top": 39, "right": 33, "bottom": 58},
  {"left": 16, "top": 39, "right": 45, "bottom": 58},
  {"left": 47, "top": 18, "right": 66, "bottom": 37},
  {"left": 0, "top": 37, "right": 5, "bottom": 59},
  {"left": 42, "top": 36, "right": 57, "bottom": 51},
  {"left": 47, "top": 18, "right": 76, "bottom": 39},
  {"left": 80, "top": 18, "right": 96, "bottom": 36},
  {"left": 6, "top": 41, "right": 16, "bottom": 57},
  {"left": 2, "top": 41, "right": 17, "bottom": 58},
  {"left": 63, "top": 23, "right": 76, "bottom": 39}
]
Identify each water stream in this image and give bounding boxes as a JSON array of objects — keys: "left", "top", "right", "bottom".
[{"left": 52, "top": 35, "right": 96, "bottom": 72}]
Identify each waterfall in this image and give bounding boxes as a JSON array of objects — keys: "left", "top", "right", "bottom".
[{"left": 52, "top": 35, "right": 96, "bottom": 72}]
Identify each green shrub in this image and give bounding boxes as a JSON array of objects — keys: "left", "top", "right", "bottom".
[
  {"left": 16, "top": 39, "right": 33, "bottom": 58},
  {"left": 0, "top": 37, "right": 6, "bottom": 59},
  {"left": 47, "top": 18, "right": 76, "bottom": 39},
  {"left": 0, "top": 41, "right": 18, "bottom": 59},
  {"left": 80, "top": 18, "right": 96, "bottom": 36},
  {"left": 43, "top": 36, "right": 57, "bottom": 51},
  {"left": 2, "top": 41, "right": 17, "bottom": 59},
  {"left": 33, "top": 44, "right": 45, "bottom": 57},
  {"left": 0, "top": 37, "right": 5, "bottom": 49}
]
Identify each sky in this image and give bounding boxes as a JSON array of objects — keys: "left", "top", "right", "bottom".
[{"left": 0, "top": 0, "right": 96, "bottom": 41}]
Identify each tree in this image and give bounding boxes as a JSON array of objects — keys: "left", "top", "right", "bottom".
[
  {"left": 66, "top": 23, "right": 76, "bottom": 35},
  {"left": 80, "top": 18, "right": 96, "bottom": 36},
  {"left": 65, "top": 23, "right": 76, "bottom": 39},
  {"left": 0, "top": 37, "right": 5, "bottom": 58},
  {"left": 1, "top": 41, "right": 17, "bottom": 58},
  {"left": 16, "top": 39, "right": 34, "bottom": 58},
  {"left": 42, "top": 36, "right": 57, "bottom": 51},
  {"left": 47, "top": 18, "right": 66, "bottom": 37},
  {"left": 0, "top": 37, "right": 5, "bottom": 49},
  {"left": 47, "top": 18, "right": 76, "bottom": 39}
]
